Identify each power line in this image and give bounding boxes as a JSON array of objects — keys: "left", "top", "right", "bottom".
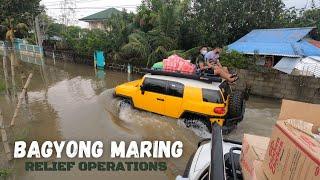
[
  {"left": 304, "top": 0, "right": 309, "bottom": 9},
  {"left": 59, "top": 0, "right": 77, "bottom": 26}
]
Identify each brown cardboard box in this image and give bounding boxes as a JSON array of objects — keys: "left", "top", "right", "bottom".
[
  {"left": 253, "top": 161, "right": 268, "bottom": 180},
  {"left": 279, "top": 99, "right": 320, "bottom": 126},
  {"left": 240, "top": 134, "right": 270, "bottom": 180},
  {"left": 263, "top": 119, "right": 320, "bottom": 180}
]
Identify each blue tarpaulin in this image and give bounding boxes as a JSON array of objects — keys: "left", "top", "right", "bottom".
[{"left": 228, "top": 27, "right": 320, "bottom": 57}]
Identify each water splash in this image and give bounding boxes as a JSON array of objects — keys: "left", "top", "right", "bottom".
[{"left": 177, "top": 119, "right": 211, "bottom": 139}]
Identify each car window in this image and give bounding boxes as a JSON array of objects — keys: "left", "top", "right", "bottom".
[
  {"left": 167, "top": 81, "right": 184, "bottom": 98},
  {"left": 202, "top": 89, "right": 223, "bottom": 103},
  {"left": 143, "top": 78, "right": 167, "bottom": 94}
]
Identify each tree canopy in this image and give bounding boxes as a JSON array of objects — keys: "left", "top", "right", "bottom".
[
  {"left": 0, "top": 0, "right": 43, "bottom": 42},
  {"left": 0, "top": 0, "right": 43, "bottom": 27},
  {"left": 2, "top": 0, "right": 319, "bottom": 67}
]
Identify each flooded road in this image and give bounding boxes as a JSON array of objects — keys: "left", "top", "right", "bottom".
[{"left": 0, "top": 53, "right": 281, "bottom": 180}]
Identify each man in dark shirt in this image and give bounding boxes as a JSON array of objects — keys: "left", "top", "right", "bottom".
[{"left": 196, "top": 46, "right": 208, "bottom": 66}]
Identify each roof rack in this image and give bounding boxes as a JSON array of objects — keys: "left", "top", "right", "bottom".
[{"left": 142, "top": 69, "right": 223, "bottom": 83}]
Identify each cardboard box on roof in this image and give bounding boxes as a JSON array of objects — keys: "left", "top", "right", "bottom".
[
  {"left": 279, "top": 99, "right": 320, "bottom": 126},
  {"left": 263, "top": 119, "right": 320, "bottom": 180},
  {"left": 240, "top": 134, "right": 270, "bottom": 180}
]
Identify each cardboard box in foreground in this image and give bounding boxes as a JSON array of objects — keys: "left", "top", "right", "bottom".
[
  {"left": 263, "top": 119, "right": 320, "bottom": 180},
  {"left": 279, "top": 99, "right": 320, "bottom": 126},
  {"left": 240, "top": 134, "right": 269, "bottom": 180},
  {"left": 253, "top": 161, "right": 267, "bottom": 180}
]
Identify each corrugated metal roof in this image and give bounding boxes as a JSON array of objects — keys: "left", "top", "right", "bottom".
[
  {"left": 236, "top": 27, "right": 314, "bottom": 43},
  {"left": 274, "top": 57, "right": 300, "bottom": 74},
  {"left": 309, "top": 56, "right": 320, "bottom": 62},
  {"left": 274, "top": 56, "right": 320, "bottom": 77},
  {"left": 228, "top": 42, "right": 301, "bottom": 57},
  {"left": 298, "top": 40, "right": 320, "bottom": 57},
  {"left": 228, "top": 27, "right": 320, "bottom": 57}
]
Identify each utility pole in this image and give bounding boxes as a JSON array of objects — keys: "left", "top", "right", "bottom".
[
  {"left": 59, "top": 0, "right": 77, "bottom": 28},
  {"left": 35, "top": 15, "right": 42, "bottom": 47}
]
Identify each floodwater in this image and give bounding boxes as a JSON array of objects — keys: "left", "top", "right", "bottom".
[{"left": 0, "top": 52, "right": 281, "bottom": 180}]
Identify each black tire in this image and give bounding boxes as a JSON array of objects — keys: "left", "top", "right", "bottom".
[
  {"left": 222, "top": 124, "right": 237, "bottom": 135},
  {"left": 201, "top": 118, "right": 212, "bottom": 132},
  {"left": 223, "top": 91, "right": 245, "bottom": 134},
  {"left": 119, "top": 98, "right": 132, "bottom": 108},
  {"left": 228, "top": 91, "right": 245, "bottom": 120}
]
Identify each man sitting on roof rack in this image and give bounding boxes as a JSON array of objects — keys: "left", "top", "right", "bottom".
[
  {"left": 205, "top": 48, "right": 230, "bottom": 73},
  {"left": 197, "top": 47, "right": 238, "bottom": 83}
]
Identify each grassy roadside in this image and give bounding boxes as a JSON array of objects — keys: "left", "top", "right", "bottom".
[
  {"left": 0, "top": 168, "right": 12, "bottom": 177},
  {"left": 0, "top": 80, "right": 5, "bottom": 93}
]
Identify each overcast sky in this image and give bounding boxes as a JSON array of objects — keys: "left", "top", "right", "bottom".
[{"left": 41, "top": 0, "right": 318, "bottom": 27}]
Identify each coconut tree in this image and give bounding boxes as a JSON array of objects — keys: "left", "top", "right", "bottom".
[{"left": 120, "top": 31, "right": 152, "bottom": 66}]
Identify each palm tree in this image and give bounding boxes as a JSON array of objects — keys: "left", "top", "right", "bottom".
[{"left": 120, "top": 31, "right": 152, "bottom": 67}]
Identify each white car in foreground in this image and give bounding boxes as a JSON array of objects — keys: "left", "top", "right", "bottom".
[{"left": 176, "top": 123, "right": 243, "bottom": 180}]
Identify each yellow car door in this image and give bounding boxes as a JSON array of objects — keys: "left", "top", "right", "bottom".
[
  {"left": 164, "top": 81, "right": 184, "bottom": 118},
  {"left": 134, "top": 77, "right": 166, "bottom": 115}
]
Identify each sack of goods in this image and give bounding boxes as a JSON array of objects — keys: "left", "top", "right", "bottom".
[
  {"left": 163, "top": 54, "right": 195, "bottom": 74},
  {"left": 240, "top": 99, "right": 320, "bottom": 180},
  {"left": 151, "top": 62, "right": 164, "bottom": 70}
]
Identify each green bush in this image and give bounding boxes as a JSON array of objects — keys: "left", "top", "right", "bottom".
[
  {"left": 147, "top": 46, "right": 167, "bottom": 67},
  {"left": 220, "top": 49, "right": 256, "bottom": 69},
  {"left": 0, "top": 168, "right": 12, "bottom": 177},
  {"left": 166, "top": 50, "right": 186, "bottom": 58},
  {"left": 0, "top": 80, "right": 5, "bottom": 93}
]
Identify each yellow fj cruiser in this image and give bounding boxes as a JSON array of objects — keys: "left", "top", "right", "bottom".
[{"left": 115, "top": 70, "right": 245, "bottom": 133}]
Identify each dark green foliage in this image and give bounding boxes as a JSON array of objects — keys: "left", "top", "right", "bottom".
[
  {"left": 147, "top": 46, "right": 167, "bottom": 66},
  {"left": 166, "top": 50, "right": 186, "bottom": 58},
  {"left": 0, "top": 168, "right": 12, "bottom": 177},
  {"left": 220, "top": 50, "right": 255, "bottom": 69},
  {"left": 0, "top": 80, "right": 5, "bottom": 93},
  {"left": 0, "top": 0, "right": 43, "bottom": 27},
  {"left": 47, "top": 23, "right": 66, "bottom": 38},
  {"left": 0, "top": 0, "right": 43, "bottom": 42},
  {"left": 190, "top": 0, "right": 286, "bottom": 47},
  {"left": 7, "top": 0, "right": 317, "bottom": 68},
  {"left": 281, "top": 7, "right": 320, "bottom": 38}
]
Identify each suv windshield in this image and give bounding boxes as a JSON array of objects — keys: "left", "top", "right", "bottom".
[{"left": 202, "top": 89, "right": 223, "bottom": 103}]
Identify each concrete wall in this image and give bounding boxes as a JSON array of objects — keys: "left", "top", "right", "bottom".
[{"left": 235, "top": 69, "right": 320, "bottom": 104}]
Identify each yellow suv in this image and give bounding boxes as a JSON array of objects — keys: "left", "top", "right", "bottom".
[{"left": 114, "top": 71, "right": 245, "bottom": 133}]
